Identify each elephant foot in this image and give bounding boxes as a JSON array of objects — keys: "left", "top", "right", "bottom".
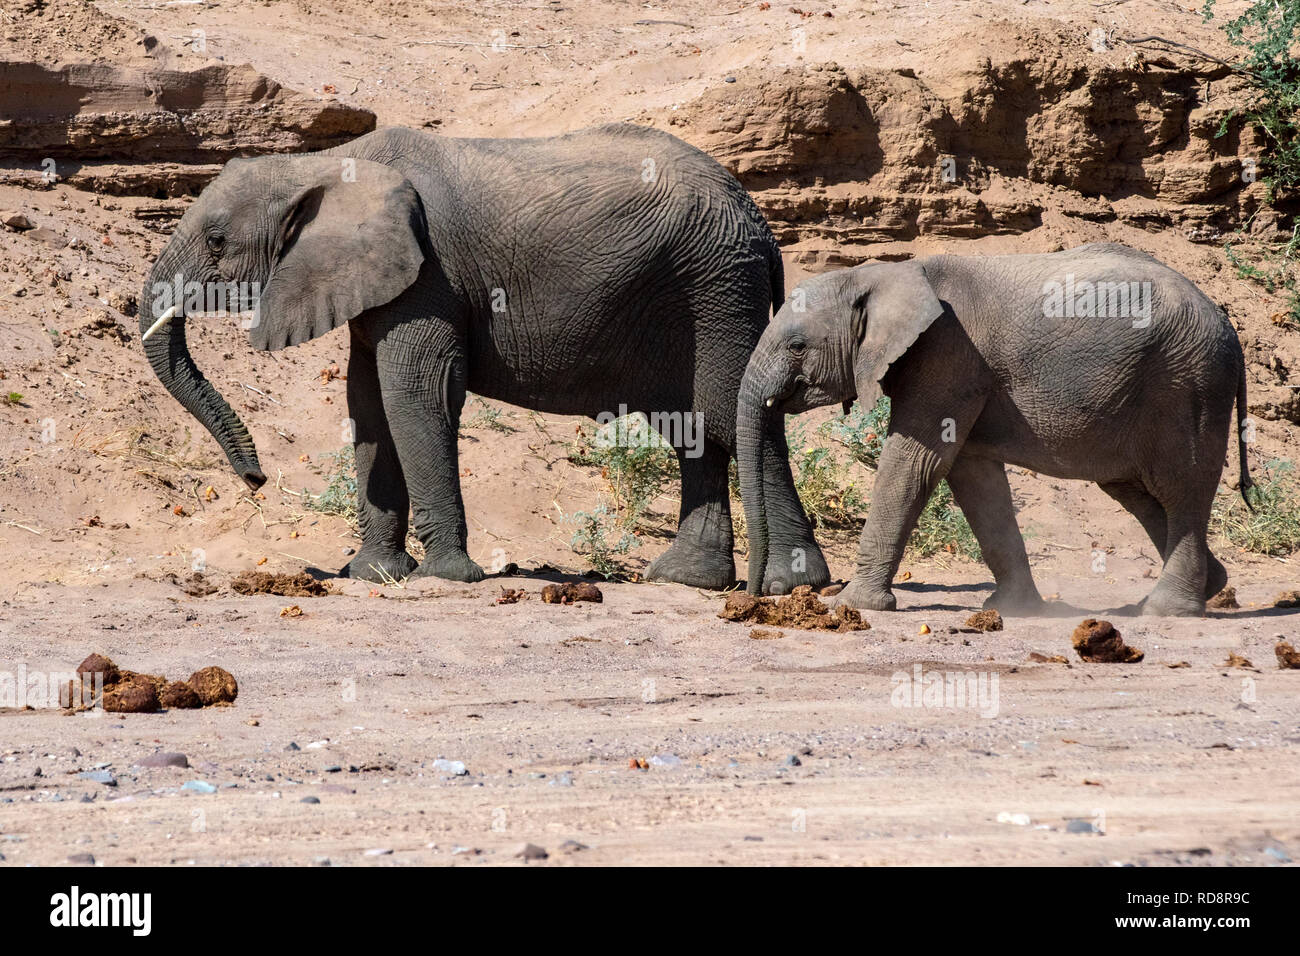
[
  {"left": 758, "top": 541, "right": 832, "bottom": 595},
  {"left": 410, "top": 548, "right": 486, "bottom": 583},
  {"left": 834, "top": 580, "right": 896, "bottom": 612},
  {"left": 983, "top": 588, "right": 1046, "bottom": 616},
  {"left": 339, "top": 547, "right": 418, "bottom": 583},
  {"left": 1204, "top": 554, "right": 1228, "bottom": 600},
  {"left": 1139, "top": 589, "right": 1205, "bottom": 618},
  {"left": 646, "top": 541, "right": 735, "bottom": 590}
]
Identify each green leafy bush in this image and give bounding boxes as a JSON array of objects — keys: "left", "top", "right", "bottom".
[
  {"left": 307, "top": 444, "right": 358, "bottom": 521},
  {"left": 823, "top": 396, "right": 890, "bottom": 470},
  {"left": 568, "top": 413, "right": 678, "bottom": 530},
  {"left": 786, "top": 418, "right": 866, "bottom": 529},
  {"left": 1211, "top": 457, "right": 1300, "bottom": 555},
  {"left": 568, "top": 504, "right": 640, "bottom": 578},
  {"left": 1205, "top": 0, "right": 1300, "bottom": 323},
  {"left": 822, "top": 397, "right": 979, "bottom": 558}
]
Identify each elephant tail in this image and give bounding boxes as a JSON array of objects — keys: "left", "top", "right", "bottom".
[{"left": 1236, "top": 342, "right": 1256, "bottom": 511}]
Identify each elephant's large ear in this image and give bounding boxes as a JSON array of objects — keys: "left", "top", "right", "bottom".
[
  {"left": 850, "top": 261, "right": 945, "bottom": 406},
  {"left": 249, "top": 161, "right": 426, "bottom": 350}
]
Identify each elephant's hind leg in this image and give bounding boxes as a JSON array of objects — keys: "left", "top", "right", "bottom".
[
  {"left": 1132, "top": 476, "right": 1215, "bottom": 617},
  {"left": 646, "top": 437, "right": 737, "bottom": 590},
  {"left": 339, "top": 330, "right": 418, "bottom": 583},
  {"left": 945, "top": 454, "right": 1043, "bottom": 614},
  {"left": 376, "top": 319, "right": 484, "bottom": 584},
  {"left": 1099, "top": 480, "right": 1226, "bottom": 604}
]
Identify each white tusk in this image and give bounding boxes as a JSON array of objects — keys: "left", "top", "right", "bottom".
[
  {"left": 140, "top": 304, "right": 177, "bottom": 342},
  {"left": 765, "top": 398, "right": 775, "bottom": 407}
]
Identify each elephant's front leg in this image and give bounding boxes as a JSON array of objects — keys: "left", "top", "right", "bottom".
[
  {"left": 375, "top": 322, "right": 484, "bottom": 583},
  {"left": 837, "top": 432, "right": 954, "bottom": 611},
  {"left": 339, "top": 329, "right": 418, "bottom": 582}
]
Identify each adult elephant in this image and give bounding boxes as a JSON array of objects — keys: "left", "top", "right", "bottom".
[
  {"left": 138, "top": 124, "right": 829, "bottom": 589},
  {"left": 737, "top": 243, "right": 1252, "bottom": 616}
]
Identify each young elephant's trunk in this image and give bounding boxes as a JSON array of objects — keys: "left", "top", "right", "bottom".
[
  {"left": 736, "top": 371, "right": 770, "bottom": 595},
  {"left": 139, "top": 261, "right": 266, "bottom": 490}
]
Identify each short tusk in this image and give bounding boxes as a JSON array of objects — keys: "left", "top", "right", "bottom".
[
  {"left": 140, "top": 304, "right": 177, "bottom": 342},
  {"left": 765, "top": 398, "right": 775, "bottom": 407}
]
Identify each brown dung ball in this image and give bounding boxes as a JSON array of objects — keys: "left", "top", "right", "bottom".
[
  {"left": 188, "top": 666, "right": 238, "bottom": 705},
  {"left": 159, "top": 680, "right": 203, "bottom": 709},
  {"left": 103, "top": 676, "right": 160, "bottom": 713}
]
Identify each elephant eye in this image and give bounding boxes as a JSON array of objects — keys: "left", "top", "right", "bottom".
[
  {"left": 206, "top": 233, "right": 226, "bottom": 255},
  {"left": 788, "top": 340, "right": 806, "bottom": 356}
]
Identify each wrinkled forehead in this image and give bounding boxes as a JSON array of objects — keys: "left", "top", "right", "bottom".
[
  {"left": 201, "top": 157, "right": 277, "bottom": 205},
  {"left": 783, "top": 273, "right": 849, "bottom": 331}
]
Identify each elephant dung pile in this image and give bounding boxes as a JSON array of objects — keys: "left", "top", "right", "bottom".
[
  {"left": 541, "top": 582, "right": 603, "bottom": 605},
  {"left": 68, "top": 654, "right": 238, "bottom": 713},
  {"left": 964, "top": 610, "right": 1004, "bottom": 632},
  {"left": 1071, "top": 620, "right": 1144, "bottom": 664},
  {"left": 719, "top": 586, "right": 869, "bottom": 632},
  {"left": 1276, "top": 642, "right": 1300, "bottom": 670},
  {"left": 231, "top": 571, "right": 331, "bottom": 598}
]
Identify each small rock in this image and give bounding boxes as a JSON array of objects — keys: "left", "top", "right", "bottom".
[
  {"left": 284, "top": 742, "right": 301, "bottom": 752},
  {"left": 559, "top": 839, "right": 587, "bottom": 854},
  {"left": 77, "top": 770, "right": 116, "bottom": 786},
  {"left": 135, "top": 752, "right": 188, "bottom": 769},
  {"left": 783, "top": 755, "right": 802, "bottom": 767},
  {"left": 513, "top": 842, "right": 548, "bottom": 861},
  {"left": 2, "top": 212, "right": 33, "bottom": 231},
  {"left": 300, "top": 796, "right": 321, "bottom": 804},
  {"left": 66, "top": 852, "right": 95, "bottom": 865},
  {"left": 364, "top": 848, "right": 393, "bottom": 856},
  {"left": 432, "top": 758, "right": 468, "bottom": 776},
  {"left": 1066, "top": 818, "right": 1101, "bottom": 834},
  {"left": 181, "top": 780, "right": 216, "bottom": 794}
]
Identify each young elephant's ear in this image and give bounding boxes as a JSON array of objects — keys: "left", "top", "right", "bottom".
[
  {"left": 250, "top": 159, "right": 426, "bottom": 350},
  {"left": 850, "top": 261, "right": 945, "bottom": 406}
]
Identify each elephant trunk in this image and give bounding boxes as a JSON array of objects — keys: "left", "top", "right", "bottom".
[
  {"left": 139, "top": 260, "right": 267, "bottom": 491},
  {"left": 737, "top": 367, "right": 770, "bottom": 595}
]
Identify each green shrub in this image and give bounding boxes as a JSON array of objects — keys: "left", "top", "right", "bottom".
[
  {"left": 1212, "top": 457, "right": 1300, "bottom": 555},
  {"left": 823, "top": 397, "right": 979, "bottom": 558},
  {"left": 910, "top": 479, "right": 981, "bottom": 560},
  {"left": 568, "top": 504, "right": 640, "bottom": 578},
  {"left": 307, "top": 444, "right": 358, "bottom": 521},
  {"left": 461, "top": 395, "right": 516, "bottom": 434},
  {"left": 1204, "top": 0, "right": 1300, "bottom": 324},
  {"left": 822, "top": 396, "right": 890, "bottom": 470},
  {"left": 568, "top": 413, "right": 678, "bottom": 530},
  {"left": 786, "top": 418, "right": 866, "bottom": 529}
]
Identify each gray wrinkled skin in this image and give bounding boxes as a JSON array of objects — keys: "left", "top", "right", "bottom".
[
  {"left": 138, "top": 124, "right": 827, "bottom": 589},
  {"left": 739, "top": 243, "right": 1252, "bottom": 616}
]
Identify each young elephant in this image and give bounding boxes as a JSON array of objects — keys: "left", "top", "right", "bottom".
[
  {"left": 139, "top": 124, "right": 829, "bottom": 591},
  {"left": 738, "top": 243, "right": 1252, "bottom": 617}
]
